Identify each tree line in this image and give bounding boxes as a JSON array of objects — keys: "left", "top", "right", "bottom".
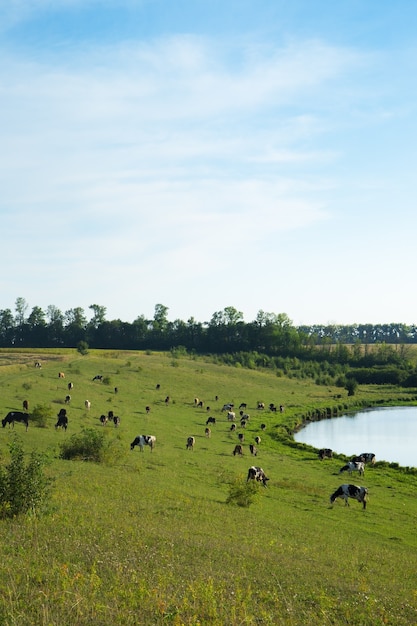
[{"left": 1, "top": 298, "right": 416, "bottom": 358}]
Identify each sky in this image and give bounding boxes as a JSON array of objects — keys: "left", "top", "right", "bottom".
[{"left": 1, "top": 0, "right": 416, "bottom": 327}]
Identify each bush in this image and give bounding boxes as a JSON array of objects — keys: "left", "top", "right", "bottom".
[
  {"left": 77, "top": 341, "right": 89, "bottom": 355},
  {"left": 226, "top": 477, "right": 260, "bottom": 508},
  {"left": 58, "top": 428, "right": 107, "bottom": 462},
  {"left": 31, "top": 403, "right": 53, "bottom": 428},
  {"left": 0, "top": 438, "right": 52, "bottom": 518}
]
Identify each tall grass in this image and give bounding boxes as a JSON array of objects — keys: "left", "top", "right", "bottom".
[{"left": 0, "top": 349, "right": 416, "bottom": 624}]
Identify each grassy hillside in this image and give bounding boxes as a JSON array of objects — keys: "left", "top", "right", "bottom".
[{"left": 0, "top": 349, "right": 416, "bottom": 625}]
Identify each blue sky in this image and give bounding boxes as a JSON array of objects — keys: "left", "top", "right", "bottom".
[{"left": 1, "top": 1, "right": 416, "bottom": 326}]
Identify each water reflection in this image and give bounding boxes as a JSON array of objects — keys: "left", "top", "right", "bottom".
[{"left": 293, "top": 406, "right": 417, "bottom": 467}]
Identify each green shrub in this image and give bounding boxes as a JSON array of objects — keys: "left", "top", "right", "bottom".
[
  {"left": 226, "top": 477, "right": 260, "bottom": 508},
  {"left": 0, "top": 438, "right": 52, "bottom": 518},
  {"left": 31, "top": 403, "right": 53, "bottom": 428},
  {"left": 102, "top": 376, "right": 111, "bottom": 386},
  {"left": 76, "top": 341, "right": 89, "bottom": 355},
  {"left": 58, "top": 428, "right": 107, "bottom": 462}
]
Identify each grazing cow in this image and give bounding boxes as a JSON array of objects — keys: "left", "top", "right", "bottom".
[
  {"left": 269, "top": 403, "right": 277, "bottom": 412},
  {"left": 233, "top": 444, "right": 243, "bottom": 456},
  {"left": 165, "top": 396, "right": 170, "bottom": 405},
  {"left": 186, "top": 436, "right": 195, "bottom": 450},
  {"left": 227, "top": 411, "right": 236, "bottom": 422},
  {"left": 114, "top": 387, "right": 118, "bottom": 394},
  {"left": 194, "top": 398, "right": 199, "bottom": 406},
  {"left": 206, "top": 416, "right": 216, "bottom": 426},
  {"left": 230, "top": 423, "right": 237, "bottom": 432},
  {"left": 58, "top": 372, "right": 65, "bottom": 378},
  {"left": 55, "top": 408, "right": 68, "bottom": 430},
  {"left": 360, "top": 453, "right": 376, "bottom": 465},
  {"left": 197, "top": 400, "right": 204, "bottom": 408},
  {"left": 222, "top": 403, "right": 234, "bottom": 412},
  {"left": 68, "top": 382, "right": 73, "bottom": 391},
  {"left": 146, "top": 406, "right": 151, "bottom": 414},
  {"left": 247, "top": 466, "right": 269, "bottom": 486},
  {"left": 99, "top": 414, "right": 108, "bottom": 426},
  {"left": 35, "top": 361, "right": 42, "bottom": 368},
  {"left": 156, "top": 384, "right": 160, "bottom": 390},
  {"left": 330, "top": 484, "right": 368, "bottom": 509},
  {"left": 215, "top": 395, "right": 219, "bottom": 402},
  {"left": 22, "top": 400, "right": 29, "bottom": 411},
  {"left": 340, "top": 461, "right": 365, "bottom": 476},
  {"left": 238, "top": 433, "right": 244, "bottom": 443},
  {"left": 280, "top": 405, "right": 284, "bottom": 413},
  {"left": 260, "top": 423, "right": 266, "bottom": 431},
  {"left": 239, "top": 403, "right": 247, "bottom": 410},
  {"left": 130, "top": 435, "right": 156, "bottom": 452},
  {"left": 318, "top": 448, "right": 333, "bottom": 460},
  {"left": 240, "top": 419, "right": 247, "bottom": 428},
  {"left": 240, "top": 412, "right": 250, "bottom": 421},
  {"left": 249, "top": 444, "right": 258, "bottom": 456},
  {"left": 84, "top": 400, "right": 91, "bottom": 410},
  {"left": 65, "top": 395, "right": 71, "bottom": 404},
  {"left": 206, "top": 406, "right": 210, "bottom": 412},
  {"left": 205, "top": 427, "right": 211, "bottom": 438},
  {"left": 2, "top": 411, "right": 29, "bottom": 431},
  {"left": 254, "top": 436, "right": 261, "bottom": 445},
  {"left": 257, "top": 402, "right": 265, "bottom": 410},
  {"left": 113, "top": 415, "right": 120, "bottom": 427},
  {"left": 92, "top": 375, "right": 103, "bottom": 381}
]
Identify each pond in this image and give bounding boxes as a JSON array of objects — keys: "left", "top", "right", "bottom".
[{"left": 293, "top": 406, "right": 417, "bottom": 467}]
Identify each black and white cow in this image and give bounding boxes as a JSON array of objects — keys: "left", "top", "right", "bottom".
[
  {"left": 22, "top": 400, "right": 29, "bottom": 411},
  {"left": 318, "top": 448, "right": 333, "bottom": 460},
  {"left": 246, "top": 466, "right": 269, "bottom": 486},
  {"left": 186, "top": 436, "right": 195, "bottom": 450},
  {"left": 330, "top": 484, "right": 368, "bottom": 509},
  {"left": 205, "top": 427, "right": 211, "bottom": 438},
  {"left": 130, "top": 435, "right": 156, "bottom": 452},
  {"left": 99, "top": 414, "right": 108, "bottom": 426},
  {"left": 92, "top": 375, "right": 103, "bottom": 381},
  {"left": 206, "top": 416, "right": 216, "bottom": 426},
  {"left": 221, "top": 403, "right": 234, "bottom": 412},
  {"left": 254, "top": 436, "right": 261, "bottom": 445},
  {"left": 233, "top": 444, "right": 243, "bottom": 456},
  {"left": 65, "top": 395, "right": 71, "bottom": 404},
  {"left": 227, "top": 411, "right": 236, "bottom": 422},
  {"left": 360, "top": 453, "right": 376, "bottom": 465},
  {"left": 55, "top": 408, "right": 68, "bottom": 430},
  {"left": 339, "top": 461, "right": 365, "bottom": 476},
  {"left": 2, "top": 411, "right": 29, "bottom": 431},
  {"left": 249, "top": 444, "right": 258, "bottom": 456}
]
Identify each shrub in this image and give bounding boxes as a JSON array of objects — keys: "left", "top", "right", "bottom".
[
  {"left": 226, "top": 477, "right": 260, "bottom": 508},
  {"left": 77, "top": 341, "right": 89, "bottom": 355},
  {"left": 31, "top": 403, "right": 53, "bottom": 428},
  {"left": 58, "top": 428, "right": 107, "bottom": 462},
  {"left": 102, "top": 376, "right": 111, "bottom": 386},
  {"left": 0, "top": 438, "right": 52, "bottom": 518}
]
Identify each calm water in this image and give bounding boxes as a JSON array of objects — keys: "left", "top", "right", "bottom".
[{"left": 293, "top": 406, "right": 417, "bottom": 467}]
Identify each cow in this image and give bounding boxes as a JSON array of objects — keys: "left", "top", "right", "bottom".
[
  {"left": 93, "top": 375, "right": 103, "bottom": 381},
  {"left": 84, "top": 400, "right": 91, "bottom": 410},
  {"left": 249, "top": 444, "right": 258, "bottom": 456},
  {"left": 254, "top": 436, "right": 261, "bottom": 445},
  {"left": 113, "top": 415, "right": 120, "bottom": 427},
  {"left": 257, "top": 402, "right": 265, "bottom": 410},
  {"left": 2, "top": 412, "right": 29, "bottom": 431},
  {"left": 146, "top": 406, "right": 151, "bottom": 414},
  {"left": 206, "top": 416, "right": 216, "bottom": 426},
  {"left": 240, "top": 412, "right": 250, "bottom": 421},
  {"left": 238, "top": 433, "right": 245, "bottom": 444},
  {"left": 260, "top": 423, "right": 266, "bottom": 431},
  {"left": 114, "top": 387, "right": 118, "bottom": 394},
  {"left": 280, "top": 405, "right": 285, "bottom": 413},
  {"left": 360, "top": 453, "right": 376, "bottom": 465},
  {"left": 351, "top": 455, "right": 365, "bottom": 464},
  {"left": 318, "top": 448, "right": 333, "bottom": 460},
  {"left": 230, "top": 423, "right": 237, "bottom": 432},
  {"left": 240, "top": 419, "right": 247, "bottom": 428},
  {"left": 339, "top": 461, "right": 365, "bottom": 477},
  {"left": 99, "top": 414, "right": 108, "bottom": 426},
  {"left": 227, "top": 411, "right": 236, "bottom": 422},
  {"left": 205, "top": 427, "right": 211, "bottom": 438},
  {"left": 196, "top": 400, "right": 204, "bottom": 408},
  {"left": 186, "top": 436, "right": 195, "bottom": 450},
  {"left": 247, "top": 466, "right": 269, "bottom": 486},
  {"left": 233, "top": 444, "right": 243, "bottom": 456},
  {"left": 222, "top": 403, "right": 234, "bottom": 412},
  {"left": 156, "top": 384, "right": 160, "bottom": 390},
  {"left": 55, "top": 408, "right": 68, "bottom": 430},
  {"left": 269, "top": 403, "right": 277, "bottom": 412},
  {"left": 22, "top": 400, "right": 29, "bottom": 411},
  {"left": 239, "top": 403, "right": 247, "bottom": 410},
  {"left": 130, "top": 435, "right": 156, "bottom": 452},
  {"left": 35, "top": 361, "right": 42, "bottom": 368},
  {"left": 58, "top": 372, "right": 65, "bottom": 378},
  {"left": 68, "top": 382, "right": 74, "bottom": 391},
  {"left": 330, "top": 484, "right": 368, "bottom": 509},
  {"left": 65, "top": 395, "right": 71, "bottom": 404},
  {"left": 165, "top": 396, "right": 170, "bottom": 405}
]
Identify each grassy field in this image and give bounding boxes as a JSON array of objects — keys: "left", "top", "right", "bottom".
[{"left": 0, "top": 349, "right": 416, "bottom": 625}]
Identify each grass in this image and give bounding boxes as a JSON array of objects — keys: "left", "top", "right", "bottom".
[{"left": 0, "top": 348, "right": 416, "bottom": 624}]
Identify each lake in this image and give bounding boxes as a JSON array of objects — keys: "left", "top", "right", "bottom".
[{"left": 293, "top": 406, "right": 417, "bottom": 467}]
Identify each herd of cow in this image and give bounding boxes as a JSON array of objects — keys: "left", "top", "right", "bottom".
[{"left": 1, "top": 368, "right": 375, "bottom": 510}]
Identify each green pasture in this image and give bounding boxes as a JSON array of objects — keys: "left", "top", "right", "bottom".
[{"left": 0, "top": 349, "right": 416, "bottom": 625}]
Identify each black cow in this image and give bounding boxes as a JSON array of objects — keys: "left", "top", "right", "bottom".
[
  {"left": 318, "top": 448, "right": 333, "bottom": 460},
  {"left": 330, "top": 484, "right": 368, "bottom": 509},
  {"left": 206, "top": 416, "right": 216, "bottom": 426},
  {"left": 247, "top": 466, "right": 269, "bottom": 486},
  {"left": 2, "top": 412, "right": 29, "bottom": 431},
  {"left": 233, "top": 444, "right": 243, "bottom": 456},
  {"left": 55, "top": 408, "right": 68, "bottom": 431},
  {"left": 93, "top": 375, "right": 103, "bottom": 381}
]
